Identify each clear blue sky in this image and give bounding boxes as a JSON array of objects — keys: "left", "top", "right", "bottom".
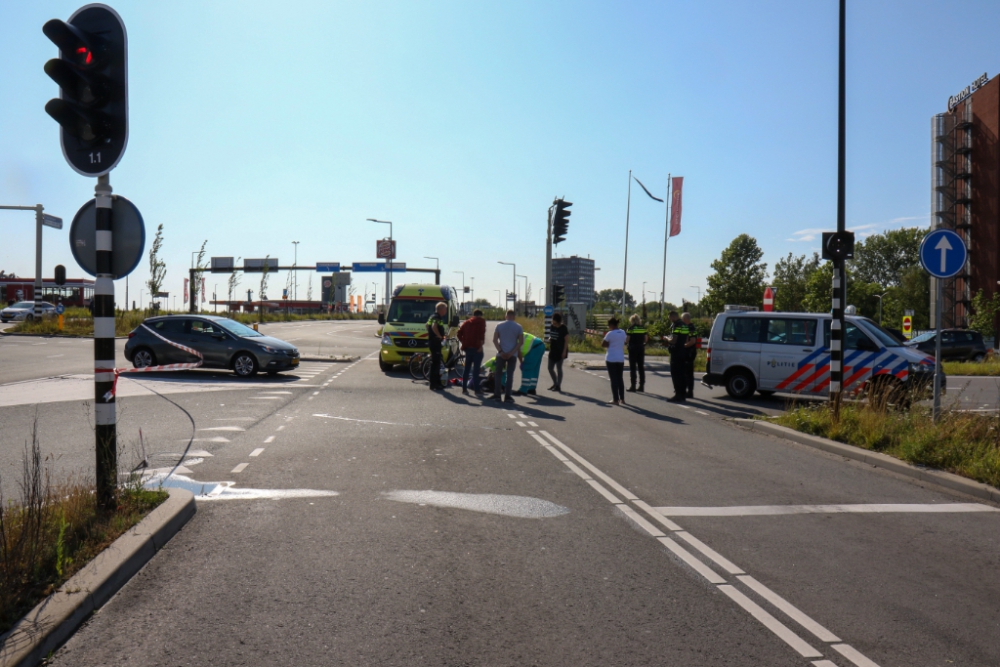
[{"left": 2, "top": 0, "right": 998, "bottom": 308}]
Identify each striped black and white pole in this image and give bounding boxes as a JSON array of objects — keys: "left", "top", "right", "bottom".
[
  {"left": 829, "top": 265, "right": 844, "bottom": 403},
  {"left": 93, "top": 174, "right": 117, "bottom": 510}
]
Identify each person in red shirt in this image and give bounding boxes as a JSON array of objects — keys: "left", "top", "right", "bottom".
[{"left": 457, "top": 309, "right": 487, "bottom": 395}]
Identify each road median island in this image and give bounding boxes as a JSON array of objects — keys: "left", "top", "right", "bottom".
[
  {"left": 0, "top": 488, "right": 195, "bottom": 667},
  {"left": 734, "top": 407, "right": 1000, "bottom": 503}
]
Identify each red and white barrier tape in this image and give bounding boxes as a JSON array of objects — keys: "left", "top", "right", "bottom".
[{"left": 100, "top": 324, "right": 203, "bottom": 400}]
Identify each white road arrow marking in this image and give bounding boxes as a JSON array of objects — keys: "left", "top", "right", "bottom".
[{"left": 935, "top": 234, "right": 953, "bottom": 273}]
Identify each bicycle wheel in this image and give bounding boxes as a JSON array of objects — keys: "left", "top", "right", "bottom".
[
  {"left": 409, "top": 354, "right": 425, "bottom": 380},
  {"left": 421, "top": 355, "right": 434, "bottom": 381},
  {"left": 451, "top": 352, "right": 466, "bottom": 379}
]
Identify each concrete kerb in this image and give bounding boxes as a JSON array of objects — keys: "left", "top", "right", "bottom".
[
  {"left": 0, "top": 331, "right": 128, "bottom": 340},
  {"left": 299, "top": 355, "right": 359, "bottom": 363},
  {"left": 734, "top": 419, "right": 1000, "bottom": 504},
  {"left": 0, "top": 488, "right": 196, "bottom": 667}
]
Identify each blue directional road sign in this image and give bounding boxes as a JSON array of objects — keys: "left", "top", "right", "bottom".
[
  {"left": 351, "top": 262, "right": 406, "bottom": 273},
  {"left": 544, "top": 305, "right": 554, "bottom": 317},
  {"left": 55, "top": 303, "right": 65, "bottom": 315},
  {"left": 919, "top": 229, "right": 967, "bottom": 279},
  {"left": 316, "top": 263, "right": 340, "bottom": 272}
]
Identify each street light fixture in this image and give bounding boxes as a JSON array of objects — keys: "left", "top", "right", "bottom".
[
  {"left": 873, "top": 291, "right": 889, "bottom": 325},
  {"left": 367, "top": 218, "right": 393, "bottom": 308},
  {"left": 690, "top": 285, "right": 702, "bottom": 302},
  {"left": 498, "top": 261, "right": 516, "bottom": 311}
]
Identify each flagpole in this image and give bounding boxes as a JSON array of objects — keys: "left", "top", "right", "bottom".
[
  {"left": 660, "top": 173, "right": 671, "bottom": 319},
  {"left": 622, "top": 170, "right": 632, "bottom": 317}
]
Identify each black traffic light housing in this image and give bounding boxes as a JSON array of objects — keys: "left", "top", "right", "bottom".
[
  {"left": 822, "top": 231, "right": 855, "bottom": 261},
  {"left": 552, "top": 198, "right": 572, "bottom": 245},
  {"left": 43, "top": 4, "right": 128, "bottom": 177},
  {"left": 54, "top": 264, "right": 67, "bottom": 286},
  {"left": 551, "top": 284, "right": 565, "bottom": 306}
]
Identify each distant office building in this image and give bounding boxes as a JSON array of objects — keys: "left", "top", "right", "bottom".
[
  {"left": 931, "top": 71, "right": 999, "bottom": 329},
  {"left": 552, "top": 256, "right": 595, "bottom": 307}
]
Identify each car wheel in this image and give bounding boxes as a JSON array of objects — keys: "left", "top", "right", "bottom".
[
  {"left": 25, "top": 314, "right": 33, "bottom": 322},
  {"left": 973, "top": 353, "right": 985, "bottom": 362},
  {"left": 379, "top": 358, "right": 393, "bottom": 373},
  {"left": 132, "top": 348, "right": 156, "bottom": 369},
  {"left": 233, "top": 352, "right": 258, "bottom": 378},
  {"left": 725, "top": 369, "right": 756, "bottom": 399},
  {"left": 757, "top": 390, "right": 775, "bottom": 398}
]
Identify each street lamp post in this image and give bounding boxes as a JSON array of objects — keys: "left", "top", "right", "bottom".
[
  {"left": 517, "top": 274, "right": 528, "bottom": 315},
  {"left": 690, "top": 286, "right": 701, "bottom": 303},
  {"left": 367, "top": 219, "right": 393, "bottom": 309},
  {"left": 873, "top": 291, "right": 889, "bottom": 325},
  {"left": 498, "top": 261, "right": 516, "bottom": 312},
  {"left": 292, "top": 241, "right": 299, "bottom": 300},
  {"left": 494, "top": 290, "right": 502, "bottom": 310},
  {"left": 453, "top": 270, "right": 465, "bottom": 313},
  {"left": 214, "top": 283, "right": 219, "bottom": 313},
  {"left": 470, "top": 277, "right": 475, "bottom": 307}
]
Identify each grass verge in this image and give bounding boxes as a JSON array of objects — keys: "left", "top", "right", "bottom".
[
  {"left": 770, "top": 402, "right": 1000, "bottom": 489},
  {"left": 943, "top": 359, "right": 1000, "bottom": 376},
  {"left": 0, "top": 420, "right": 167, "bottom": 635},
  {"left": 9, "top": 308, "right": 377, "bottom": 337}
]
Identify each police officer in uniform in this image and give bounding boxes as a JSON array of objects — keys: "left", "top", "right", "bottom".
[
  {"left": 625, "top": 314, "right": 649, "bottom": 392},
  {"left": 667, "top": 311, "right": 691, "bottom": 402},
  {"left": 426, "top": 302, "right": 448, "bottom": 391},
  {"left": 682, "top": 312, "right": 698, "bottom": 398}
]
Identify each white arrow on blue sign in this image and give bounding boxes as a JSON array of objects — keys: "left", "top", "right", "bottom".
[
  {"left": 544, "top": 305, "right": 554, "bottom": 316},
  {"left": 919, "top": 229, "right": 967, "bottom": 279}
]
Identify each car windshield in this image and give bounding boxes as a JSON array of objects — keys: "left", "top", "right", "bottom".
[
  {"left": 387, "top": 298, "right": 440, "bottom": 324},
  {"left": 11, "top": 302, "right": 35, "bottom": 308},
  {"left": 857, "top": 318, "right": 903, "bottom": 347},
  {"left": 214, "top": 318, "right": 263, "bottom": 337},
  {"left": 910, "top": 331, "right": 935, "bottom": 344}
]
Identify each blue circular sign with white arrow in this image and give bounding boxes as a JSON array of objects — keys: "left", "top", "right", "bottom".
[
  {"left": 544, "top": 305, "right": 554, "bottom": 317},
  {"left": 919, "top": 229, "right": 967, "bottom": 279}
]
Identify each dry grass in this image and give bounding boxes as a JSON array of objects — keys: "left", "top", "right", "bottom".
[
  {"left": 0, "top": 418, "right": 166, "bottom": 634},
  {"left": 943, "top": 358, "right": 1000, "bottom": 376},
  {"left": 772, "top": 400, "right": 1000, "bottom": 489}
]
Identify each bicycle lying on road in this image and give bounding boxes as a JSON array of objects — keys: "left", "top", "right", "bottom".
[{"left": 408, "top": 336, "right": 464, "bottom": 383}]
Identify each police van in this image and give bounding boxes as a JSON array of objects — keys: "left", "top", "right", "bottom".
[{"left": 702, "top": 310, "right": 941, "bottom": 400}]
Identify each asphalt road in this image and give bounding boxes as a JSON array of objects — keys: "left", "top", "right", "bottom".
[{"left": 1, "top": 319, "right": 998, "bottom": 666}]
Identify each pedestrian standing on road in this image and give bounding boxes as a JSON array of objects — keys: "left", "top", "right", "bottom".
[
  {"left": 457, "top": 309, "right": 486, "bottom": 395},
  {"left": 602, "top": 317, "right": 627, "bottom": 405},
  {"left": 667, "top": 311, "right": 695, "bottom": 402},
  {"left": 682, "top": 312, "right": 698, "bottom": 399},
  {"left": 492, "top": 309, "right": 523, "bottom": 403},
  {"left": 547, "top": 312, "right": 569, "bottom": 392},
  {"left": 625, "top": 314, "right": 649, "bottom": 393},
  {"left": 426, "top": 302, "right": 449, "bottom": 391}
]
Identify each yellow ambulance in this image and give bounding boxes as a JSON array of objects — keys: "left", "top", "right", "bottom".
[{"left": 377, "top": 284, "right": 458, "bottom": 372}]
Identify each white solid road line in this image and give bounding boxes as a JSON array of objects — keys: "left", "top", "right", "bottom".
[
  {"left": 654, "top": 503, "right": 998, "bottom": 516},
  {"left": 585, "top": 479, "right": 622, "bottom": 504},
  {"left": 675, "top": 531, "right": 744, "bottom": 575},
  {"left": 231, "top": 463, "right": 249, "bottom": 473},
  {"left": 539, "top": 430, "right": 638, "bottom": 501},
  {"left": 717, "top": 585, "right": 822, "bottom": 658},
  {"left": 631, "top": 499, "right": 683, "bottom": 531},
  {"left": 832, "top": 643, "right": 882, "bottom": 667},
  {"left": 657, "top": 536, "right": 726, "bottom": 584},
  {"left": 811, "top": 662, "right": 840, "bottom": 667},
  {"left": 199, "top": 426, "right": 245, "bottom": 432},
  {"left": 252, "top": 396, "right": 284, "bottom": 400},
  {"left": 249, "top": 448, "right": 265, "bottom": 457},
  {"left": 737, "top": 575, "right": 841, "bottom": 643},
  {"left": 616, "top": 504, "right": 665, "bottom": 537},
  {"left": 264, "top": 435, "right": 275, "bottom": 443}
]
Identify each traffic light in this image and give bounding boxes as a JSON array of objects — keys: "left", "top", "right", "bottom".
[
  {"left": 822, "top": 231, "right": 855, "bottom": 261},
  {"left": 552, "top": 198, "right": 572, "bottom": 245},
  {"left": 54, "top": 264, "right": 66, "bottom": 286},
  {"left": 551, "top": 284, "right": 565, "bottom": 306},
  {"left": 43, "top": 5, "right": 128, "bottom": 177}
]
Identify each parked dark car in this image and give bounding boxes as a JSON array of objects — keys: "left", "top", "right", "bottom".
[
  {"left": 906, "top": 328, "right": 987, "bottom": 362},
  {"left": 124, "top": 315, "right": 300, "bottom": 377}
]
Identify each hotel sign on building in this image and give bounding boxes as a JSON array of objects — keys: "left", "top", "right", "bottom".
[{"left": 948, "top": 72, "right": 989, "bottom": 111}]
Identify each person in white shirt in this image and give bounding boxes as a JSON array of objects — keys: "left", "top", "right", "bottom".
[{"left": 602, "top": 317, "right": 628, "bottom": 404}]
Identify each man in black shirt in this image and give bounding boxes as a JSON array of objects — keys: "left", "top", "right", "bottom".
[
  {"left": 547, "top": 312, "right": 569, "bottom": 392},
  {"left": 625, "top": 314, "right": 649, "bottom": 392}
]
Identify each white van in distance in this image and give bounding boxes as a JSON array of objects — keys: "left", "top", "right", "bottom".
[{"left": 702, "top": 311, "right": 941, "bottom": 400}]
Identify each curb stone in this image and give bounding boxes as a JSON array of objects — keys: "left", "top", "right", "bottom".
[
  {"left": 299, "top": 355, "right": 359, "bottom": 363},
  {"left": 0, "top": 488, "right": 196, "bottom": 667},
  {"left": 734, "top": 418, "right": 1000, "bottom": 504},
  {"left": 0, "top": 331, "right": 128, "bottom": 340}
]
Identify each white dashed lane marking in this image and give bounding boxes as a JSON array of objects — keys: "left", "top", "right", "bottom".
[
  {"left": 264, "top": 435, "right": 275, "bottom": 444},
  {"left": 249, "top": 448, "right": 265, "bottom": 457},
  {"left": 231, "top": 463, "right": 248, "bottom": 473}
]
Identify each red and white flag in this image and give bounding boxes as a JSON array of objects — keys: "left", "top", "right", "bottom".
[{"left": 670, "top": 176, "right": 684, "bottom": 237}]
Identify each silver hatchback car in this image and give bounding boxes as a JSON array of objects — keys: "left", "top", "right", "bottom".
[
  {"left": 1, "top": 301, "right": 56, "bottom": 322},
  {"left": 124, "top": 315, "right": 300, "bottom": 377}
]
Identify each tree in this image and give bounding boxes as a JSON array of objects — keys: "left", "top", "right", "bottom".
[
  {"left": 191, "top": 240, "right": 208, "bottom": 309},
  {"left": 145, "top": 224, "right": 166, "bottom": 310},
  {"left": 772, "top": 252, "right": 819, "bottom": 312},
  {"left": 969, "top": 289, "right": 1000, "bottom": 335},
  {"left": 259, "top": 255, "right": 270, "bottom": 300},
  {"left": 802, "top": 262, "right": 882, "bottom": 320},
  {"left": 702, "top": 234, "right": 768, "bottom": 315},
  {"left": 851, "top": 228, "right": 924, "bottom": 288},
  {"left": 594, "top": 289, "right": 635, "bottom": 311}
]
